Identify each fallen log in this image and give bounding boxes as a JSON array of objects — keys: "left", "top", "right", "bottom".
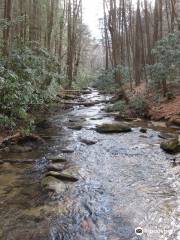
[
  {"left": 0, "top": 132, "right": 45, "bottom": 146},
  {"left": 0, "top": 132, "right": 21, "bottom": 145}
]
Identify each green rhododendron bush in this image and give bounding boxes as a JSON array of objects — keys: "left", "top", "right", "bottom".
[{"left": 0, "top": 44, "right": 62, "bottom": 129}]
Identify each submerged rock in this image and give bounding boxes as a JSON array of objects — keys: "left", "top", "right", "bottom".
[
  {"left": 83, "top": 102, "right": 96, "bottom": 107},
  {"left": 96, "top": 123, "right": 132, "bottom": 134},
  {"left": 139, "top": 135, "right": 148, "bottom": 138},
  {"left": 68, "top": 124, "right": 83, "bottom": 130},
  {"left": 46, "top": 171, "right": 78, "bottom": 182},
  {"left": 80, "top": 138, "right": 97, "bottom": 145},
  {"left": 69, "top": 117, "right": 86, "bottom": 123},
  {"left": 160, "top": 137, "right": 180, "bottom": 154},
  {"left": 61, "top": 148, "right": 74, "bottom": 153},
  {"left": 36, "top": 119, "right": 51, "bottom": 129},
  {"left": 9, "top": 145, "right": 33, "bottom": 153}
]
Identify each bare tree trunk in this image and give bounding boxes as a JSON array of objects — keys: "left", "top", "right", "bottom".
[
  {"left": 3, "top": 0, "right": 12, "bottom": 55},
  {"left": 103, "top": 0, "right": 109, "bottom": 70},
  {"left": 67, "top": 0, "right": 73, "bottom": 88},
  {"left": 134, "top": 0, "right": 141, "bottom": 86},
  {"left": 108, "top": 0, "right": 128, "bottom": 101},
  {"left": 47, "top": 0, "right": 54, "bottom": 50},
  {"left": 153, "top": 0, "right": 160, "bottom": 45}
]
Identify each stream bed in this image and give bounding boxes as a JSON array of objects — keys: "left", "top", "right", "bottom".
[{"left": 0, "top": 90, "right": 179, "bottom": 240}]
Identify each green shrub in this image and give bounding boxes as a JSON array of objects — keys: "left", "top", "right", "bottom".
[
  {"left": 72, "top": 71, "right": 95, "bottom": 90},
  {"left": 95, "top": 65, "right": 131, "bottom": 92},
  {"left": 165, "top": 91, "right": 175, "bottom": 100},
  {"left": 129, "top": 95, "right": 149, "bottom": 117},
  {"left": 114, "top": 64, "right": 131, "bottom": 84},
  {"left": 147, "top": 33, "right": 180, "bottom": 91},
  {"left": 0, "top": 44, "right": 62, "bottom": 129},
  {"left": 106, "top": 100, "right": 127, "bottom": 113},
  {"left": 95, "top": 69, "right": 119, "bottom": 92}
]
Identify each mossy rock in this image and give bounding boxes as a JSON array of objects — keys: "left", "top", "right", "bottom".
[
  {"left": 96, "top": 123, "right": 132, "bottom": 133},
  {"left": 41, "top": 176, "right": 66, "bottom": 194},
  {"left": 160, "top": 138, "right": 180, "bottom": 154},
  {"left": 172, "top": 119, "right": 180, "bottom": 127},
  {"left": 41, "top": 176, "right": 56, "bottom": 188},
  {"left": 47, "top": 163, "right": 65, "bottom": 172}
]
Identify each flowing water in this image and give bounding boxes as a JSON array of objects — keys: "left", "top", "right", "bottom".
[{"left": 0, "top": 90, "right": 179, "bottom": 240}]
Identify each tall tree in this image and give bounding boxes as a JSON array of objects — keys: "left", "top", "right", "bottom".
[{"left": 3, "top": 0, "right": 12, "bottom": 55}]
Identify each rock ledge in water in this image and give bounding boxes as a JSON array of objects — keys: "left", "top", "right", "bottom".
[
  {"left": 46, "top": 171, "right": 78, "bottom": 182},
  {"left": 46, "top": 154, "right": 67, "bottom": 163},
  {"left": 96, "top": 123, "right": 132, "bottom": 134},
  {"left": 47, "top": 163, "right": 66, "bottom": 172},
  {"left": 61, "top": 148, "right": 74, "bottom": 153}
]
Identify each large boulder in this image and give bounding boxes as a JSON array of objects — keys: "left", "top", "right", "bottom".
[
  {"left": 96, "top": 122, "right": 132, "bottom": 134},
  {"left": 160, "top": 137, "right": 180, "bottom": 154}
]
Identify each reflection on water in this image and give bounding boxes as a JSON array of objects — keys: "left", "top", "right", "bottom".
[{"left": 0, "top": 90, "right": 179, "bottom": 240}]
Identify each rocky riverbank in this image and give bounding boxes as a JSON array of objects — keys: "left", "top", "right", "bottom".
[{"left": 0, "top": 89, "right": 179, "bottom": 240}]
